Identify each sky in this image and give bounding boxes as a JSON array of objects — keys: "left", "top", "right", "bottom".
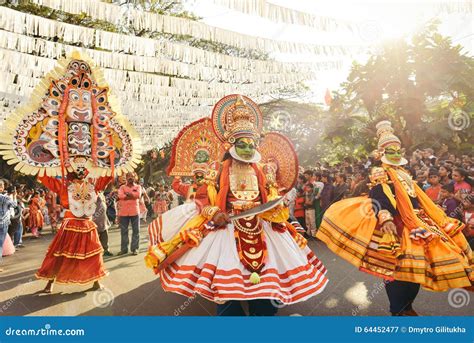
[{"left": 186, "top": 0, "right": 473, "bottom": 103}]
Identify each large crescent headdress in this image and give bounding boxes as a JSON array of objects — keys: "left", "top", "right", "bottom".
[
  {"left": 167, "top": 118, "right": 225, "bottom": 176},
  {"left": 0, "top": 51, "right": 142, "bottom": 177}
]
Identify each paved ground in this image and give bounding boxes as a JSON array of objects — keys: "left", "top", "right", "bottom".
[{"left": 0, "top": 224, "right": 472, "bottom": 316}]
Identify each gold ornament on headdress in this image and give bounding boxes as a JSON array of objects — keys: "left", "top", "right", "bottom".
[
  {"left": 376, "top": 120, "right": 401, "bottom": 151},
  {"left": 211, "top": 94, "right": 263, "bottom": 145}
]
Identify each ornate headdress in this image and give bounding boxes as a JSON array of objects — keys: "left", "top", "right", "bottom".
[
  {"left": 373, "top": 121, "right": 407, "bottom": 166},
  {"left": 211, "top": 94, "right": 263, "bottom": 145},
  {"left": 259, "top": 132, "right": 299, "bottom": 191},
  {"left": 376, "top": 121, "right": 401, "bottom": 150},
  {"left": 0, "top": 51, "right": 142, "bottom": 177},
  {"left": 167, "top": 118, "right": 225, "bottom": 176}
]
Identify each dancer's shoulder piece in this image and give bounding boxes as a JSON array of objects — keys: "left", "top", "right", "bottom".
[
  {"left": 167, "top": 117, "right": 225, "bottom": 177},
  {"left": 259, "top": 132, "right": 299, "bottom": 193}
]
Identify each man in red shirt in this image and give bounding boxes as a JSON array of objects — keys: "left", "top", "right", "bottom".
[{"left": 117, "top": 172, "right": 142, "bottom": 256}]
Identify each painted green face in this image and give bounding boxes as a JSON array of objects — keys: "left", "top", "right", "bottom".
[
  {"left": 385, "top": 145, "right": 402, "bottom": 164},
  {"left": 194, "top": 150, "right": 209, "bottom": 164},
  {"left": 235, "top": 137, "right": 256, "bottom": 161}
]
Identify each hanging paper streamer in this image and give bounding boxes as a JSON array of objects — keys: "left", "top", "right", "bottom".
[
  {"left": 209, "top": 0, "right": 472, "bottom": 28},
  {"left": 27, "top": 0, "right": 367, "bottom": 56}
]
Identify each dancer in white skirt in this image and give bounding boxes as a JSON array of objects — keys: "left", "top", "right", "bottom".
[{"left": 146, "top": 95, "right": 328, "bottom": 315}]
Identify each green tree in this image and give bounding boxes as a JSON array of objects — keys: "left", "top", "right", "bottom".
[{"left": 324, "top": 20, "right": 474, "bottom": 161}]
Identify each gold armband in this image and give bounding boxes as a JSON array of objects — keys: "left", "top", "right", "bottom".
[
  {"left": 377, "top": 209, "right": 393, "bottom": 225},
  {"left": 369, "top": 167, "right": 390, "bottom": 188},
  {"left": 201, "top": 205, "right": 221, "bottom": 220}
]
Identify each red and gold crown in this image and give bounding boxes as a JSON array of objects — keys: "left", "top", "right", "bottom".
[{"left": 211, "top": 94, "right": 263, "bottom": 144}]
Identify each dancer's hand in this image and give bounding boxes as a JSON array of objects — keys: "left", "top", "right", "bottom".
[
  {"left": 381, "top": 221, "right": 397, "bottom": 235},
  {"left": 213, "top": 212, "right": 230, "bottom": 226}
]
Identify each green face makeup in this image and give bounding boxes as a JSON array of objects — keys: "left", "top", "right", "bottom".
[
  {"left": 235, "top": 138, "right": 256, "bottom": 160},
  {"left": 385, "top": 145, "right": 402, "bottom": 164},
  {"left": 194, "top": 150, "right": 210, "bottom": 163}
]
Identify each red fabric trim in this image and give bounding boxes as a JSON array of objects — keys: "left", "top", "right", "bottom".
[
  {"left": 91, "top": 92, "right": 98, "bottom": 166},
  {"left": 167, "top": 258, "right": 324, "bottom": 279},
  {"left": 163, "top": 263, "right": 324, "bottom": 289},
  {"left": 58, "top": 85, "right": 71, "bottom": 184},
  {"left": 161, "top": 271, "right": 328, "bottom": 303},
  {"left": 216, "top": 159, "right": 269, "bottom": 212},
  {"left": 251, "top": 163, "right": 268, "bottom": 204}
]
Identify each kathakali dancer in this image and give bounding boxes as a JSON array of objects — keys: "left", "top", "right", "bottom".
[
  {"left": 317, "top": 121, "right": 473, "bottom": 316},
  {"left": 168, "top": 117, "right": 224, "bottom": 203},
  {"left": 146, "top": 94, "right": 328, "bottom": 316},
  {"left": 0, "top": 51, "right": 141, "bottom": 293}
]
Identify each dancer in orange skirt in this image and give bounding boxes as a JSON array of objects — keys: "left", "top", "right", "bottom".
[
  {"left": 317, "top": 121, "right": 473, "bottom": 315},
  {"left": 36, "top": 157, "right": 112, "bottom": 292},
  {"left": 0, "top": 52, "right": 142, "bottom": 293}
]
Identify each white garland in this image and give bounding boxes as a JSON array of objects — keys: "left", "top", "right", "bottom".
[
  {"left": 0, "top": 7, "right": 339, "bottom": 80},
  {"left": 210, "top": 0, "right": 472, "bottom": 26},
  {"left": 28, "top": 0, "right": 367, "bottom": 56},
  {"left": 0, "top": 48, "right": 304, "bottom": 103},
  {"left": 0, "top": 48, "right": 309, "bottom": 149},
  {"left": 0, "top": 34, "right": 314, "bottom": 91}
]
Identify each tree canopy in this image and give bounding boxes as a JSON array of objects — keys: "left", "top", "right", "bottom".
[{"left": 321, "top": 20, "right": 473, "bottom": 163}]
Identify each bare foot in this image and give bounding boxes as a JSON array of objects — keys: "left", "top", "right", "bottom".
[{"left": 42, "top": 280, "right": 54, "bottom": 294}]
